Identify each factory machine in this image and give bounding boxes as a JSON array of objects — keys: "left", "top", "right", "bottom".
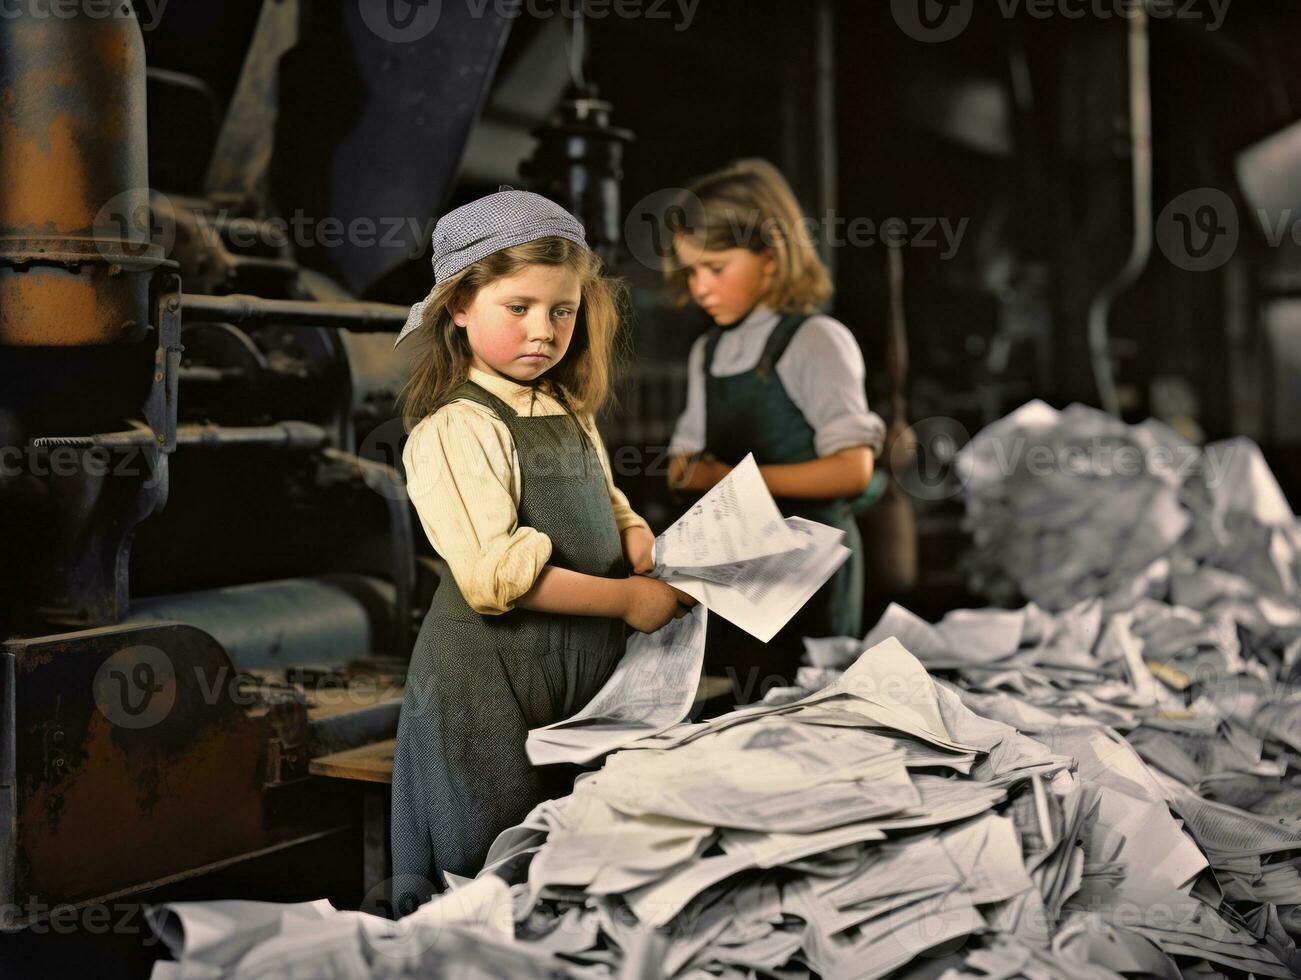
[{"left": 0, "top": 1, "right": 632, "bottom": 925}]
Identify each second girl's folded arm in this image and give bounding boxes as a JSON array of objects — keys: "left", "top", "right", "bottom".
[{"left": 759, "top": 316, "right": 885, "bottom": 499}]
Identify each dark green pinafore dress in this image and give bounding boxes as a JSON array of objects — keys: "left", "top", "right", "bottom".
[
  {"left": 702, "top": 312, "right": 866, "bottom": 690},
  {"left": 390, "top": 379, "right": 628, "bottom": 904}
]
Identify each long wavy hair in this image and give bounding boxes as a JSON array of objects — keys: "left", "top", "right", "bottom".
[
  {"left": 663, "top": 158, "right": 833, "bottom": 315},
  {"left": 399, "top": 237, "right": 630, "bottom": 432}
]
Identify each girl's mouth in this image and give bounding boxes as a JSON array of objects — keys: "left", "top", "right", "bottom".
[{"left": 519, "top": 353, "right": 550, "bottom": 363}]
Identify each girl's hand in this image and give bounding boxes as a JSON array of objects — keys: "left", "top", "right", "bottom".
[
  {"left": 621, "top": 577, "right": 697, "bottom": 634},
  {"left": 668, "top": 453, "right": 733, "bottom": 494},
  {"left": 621, "top": 525, "right": 657, "bottom": 575}
]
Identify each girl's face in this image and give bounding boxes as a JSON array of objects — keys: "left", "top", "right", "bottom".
[
  {"left": 453, "top": 264, "right": 582, "bottom": 383},
  {"left": 675, "top": 237, "right": 776, "bottom": 327}
]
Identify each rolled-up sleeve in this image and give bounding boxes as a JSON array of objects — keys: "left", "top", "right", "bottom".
[
  {"left": 585, "top": 416, "right": 651, "bottom": 534},
  {"left": 778, "top": 316, "right": 887, "bottom": 458},
  {"left": 667, "top": 334, "right": 708, "bottom": 458},
  {"left": 403, "top": 405, "right": 553, "bottom": 615}
]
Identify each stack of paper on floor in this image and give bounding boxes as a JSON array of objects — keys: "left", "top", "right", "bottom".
[
  {"left": 147, "top": 406, "right": 1301, "bottom": 979},
  {"left": 777, "top": 406, "right": 1301, "bottom": 978},
  {"left": 147, "top": 632, "right": 1297, "bottom": 979}
]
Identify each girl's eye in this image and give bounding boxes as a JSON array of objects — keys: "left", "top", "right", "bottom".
[
  {"left": 507, "top": 304, "right": 527, "bottom": 315},
  {"left": 552, "top": 308, "right": 574, "bottom": 319}
]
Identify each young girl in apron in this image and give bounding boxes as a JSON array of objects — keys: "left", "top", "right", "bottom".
[
  {"left": 390, "top": 190, "right": 695, "bottom": 905},
  {"left": 665, "top": 160, "right": 887, "bottom": 696}
]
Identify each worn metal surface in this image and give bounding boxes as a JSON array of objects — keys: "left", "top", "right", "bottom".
[
  {"left": 126, "top": 576, "right": 383, "bottom": 670},
  {"left": 0, "top": 6, "right": 163, "bottom": 346},
  {"left": 0, "top": 0, "right": 468, "bottom": 923},
  {"left": 521, "top": 93, "right": 634, "bottom": 269},
  {"left": 0, "top": 621, "right": 394, "bottom": 923},
  {"left": 182, "top": 292, "right": 411, "bottom": 330},
  {"left": 3, "top": 624, "right": 274, "bottom": 910}
]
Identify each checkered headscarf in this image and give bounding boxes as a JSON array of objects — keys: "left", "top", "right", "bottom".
[{"left": 394, "top": 188, "right": 588, "bottom": 349}]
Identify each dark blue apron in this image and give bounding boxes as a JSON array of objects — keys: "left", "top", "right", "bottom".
[
  {"left": 390, "top": 379, "right": 628, "bottom": 904},
  {"left": 702, "top": 312, "right": 866, "bottom": 690}
]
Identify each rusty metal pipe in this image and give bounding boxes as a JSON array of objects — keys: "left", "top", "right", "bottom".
[
  {"left": 31, "top": 421, "right": 330, "bottom": 451},
  {"left": 0, "top": 4, "right": 160, "bottom": 346},
  {"left": 182, "top": 293, "right": 412, "bottom": 332}
]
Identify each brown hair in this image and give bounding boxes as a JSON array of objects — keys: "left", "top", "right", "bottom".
[
  {"left": 663, "top": 158, "right": 833, "bottom": 315},
  {"left": 398, "top": 237, "right": 629, "bottom": 432}
]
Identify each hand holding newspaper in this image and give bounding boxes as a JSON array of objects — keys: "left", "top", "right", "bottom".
[
  {"left": 527, "top": 455, "right": 850, "bottom": 766},
  {"left": 526, "top": 604, "right": 708, "bottom": 766},
  {"left": 652, "top": 454, "right": 800, "bottom": 568},
  {"left": 651, "top": 454, "right": 851, "bottom": 643}
]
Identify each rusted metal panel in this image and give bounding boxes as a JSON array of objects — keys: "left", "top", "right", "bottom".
[
  {"left": 0, "top": 5, "right": 159, "bottom": 346},
  {"left": 2, "top": 623, "right": 301, "bottom": 913}
]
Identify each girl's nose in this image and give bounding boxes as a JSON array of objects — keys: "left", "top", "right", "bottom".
[{"left": 526, "top": 313, "right": 556, "bottom": 343}]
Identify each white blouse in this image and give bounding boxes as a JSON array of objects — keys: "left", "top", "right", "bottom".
[{"left": 669, "top": 304, "right": 887, "bottom": 460}]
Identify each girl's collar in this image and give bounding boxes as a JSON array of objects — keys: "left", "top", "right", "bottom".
[
  {"left": 720, "top": 303, "right": 778, "bottom": 332},
  {"left": 467, "top": 365, "right": 559, "bottom": 399}
]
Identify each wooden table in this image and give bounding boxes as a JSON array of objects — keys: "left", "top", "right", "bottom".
[{"left": 310, "top": 739, "right": 394, "bottom": 911}]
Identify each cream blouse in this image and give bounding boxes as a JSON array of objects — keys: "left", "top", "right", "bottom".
[{"left": 403, "top": 366, "right": 650, "bottom": 616}]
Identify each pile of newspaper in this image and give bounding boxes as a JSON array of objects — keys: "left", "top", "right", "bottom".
[
  {"left": 957, "top": 400, "right": 1301, "bottom": 618},
  {"left": 146, "top": 416, "right": 1301, "bottom": 978},
  {"left": 777, "top": 404, "right": 1301, "bottom": 976},
  {"left": 149, "top": 629, "right": 1300, "bottom": 978}
]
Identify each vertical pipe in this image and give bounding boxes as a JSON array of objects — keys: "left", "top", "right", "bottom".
[
  {"left": 0, "top": 4, "right": 157, "bottom": 346},
  {"left": 814, "top": 0, "right": 838, "bottom": 279},
  {"left": 1087, "top": 4, "right": 1153, "bottom": 416}
]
